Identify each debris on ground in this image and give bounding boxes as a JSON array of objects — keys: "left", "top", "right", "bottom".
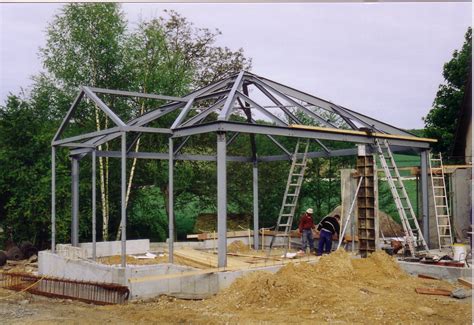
[{"left": 450, "top": 288, "right": 472, "bottom": 299}]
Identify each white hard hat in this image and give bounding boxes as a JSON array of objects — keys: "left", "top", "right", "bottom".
[{"left": 306, "top": 208, "right": 313, "bottom": 214}]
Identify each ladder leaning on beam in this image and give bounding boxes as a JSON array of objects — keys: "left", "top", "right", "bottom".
[
  {"left": 429, "top": 152, "right": 453, "bottom": 249},
  {"left": 375, "top": 139, "right": 428, "bottom": 256},
  {"left": 267, "top": 138, "right": 310, "bottom": 257}
]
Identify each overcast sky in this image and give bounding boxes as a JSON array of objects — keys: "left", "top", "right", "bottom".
[{"left": 0, "top": 3, "right": 471, "bottom": 129}]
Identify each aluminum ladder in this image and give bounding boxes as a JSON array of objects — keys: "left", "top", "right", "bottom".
[
  {"left": 429, "top": 152, "right": 453, "bottom": 249},
  {"left": 375, "top": 139, "right": 428, "bottom": 256},
  {"left": 267, "top": 138, "right": 310, "bottom": 257}
]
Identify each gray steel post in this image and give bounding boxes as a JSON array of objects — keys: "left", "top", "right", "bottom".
[
  {"left": 51, "top": 146, "right": 56, "bottom": 253},
  {"left": 168, "top": 137, "right": 174, "bottom": 263},
  {"left": 217, "top": 132, "right": 227, "bottom": 267},
  {"left": 420, "top": 150, "right": 430, "bottom": 247},
  {"left": 121, "top": 133, "right": 127, "bottom": 267},
  {"left": 253, "top": 163, "right": 259, "bottom": 250},
  {"left": 92, "top": 149, "right": 97, "bottom": 261},
  {"left": 71, "top": 157, "right": 79, "bottom": 247}
]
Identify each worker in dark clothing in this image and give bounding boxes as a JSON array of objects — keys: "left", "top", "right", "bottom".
[
  {"left": 316, "top": 214, "right": 341, "bottom": 256},
  {"left": 298, "top": 208, "right": 316, "bottom": 254}
]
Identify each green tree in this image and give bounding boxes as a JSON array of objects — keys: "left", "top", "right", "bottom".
[{"left": 424, "top": 27, "right": 471, "bottom": 158}]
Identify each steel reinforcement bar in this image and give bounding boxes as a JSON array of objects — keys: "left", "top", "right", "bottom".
[{"left": 0, "top": 272, "right": 129, "bottom": 305}]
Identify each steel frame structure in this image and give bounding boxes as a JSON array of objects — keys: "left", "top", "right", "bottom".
[{"left": 51, "top": 70, "right": 435, "bottom": 267}]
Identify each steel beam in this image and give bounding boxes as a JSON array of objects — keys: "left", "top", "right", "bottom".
[
  {"left": 53, "top": 91, "right": 84, "bottom": 142},
  {"left": 92, "top": 149, "right": 97, "bottom": 261},
  {"left": 51, "top": 146, "right": 56, "bottom": 253},
  {"left": 82, "top": 86, "right": 126, "bottom": 127},
  {"left": 120, "top": 133, "right": 127, "bottom": 267},
  {"left": 171, "top": 99, "right": 195, "bottom": 129},
  {"left": 217, "top": 132, "right": 227, "bottom": 267},
  {"left": 218, "top": 71, "right": 244, "bottom": 121},
  {"left": 53, "top": 127, "right": 121, "bottom": 146},
  {"left": 94, "top": 150, "right": 252, "bottom": 162},
  {"left": 420, "top": 150, "right": 430, "bottom": 247},
  {"left": 123, "top": 126, "right": 172, "bottom": 134},
  {"left": 250, "top": 77, "right": 337, "bottom": 128},
  {"left": 87, "top": 86, "right": 186, "bottom": 102},
  {"left": 253, "top": 73, "right": 414, "bottom": 136},
  {"left": 236, "top": 92, "right": 286, "bottom": 126},
  {"left": 253, "top": 163, "right": 259, "bottom": 250},
  {"left": 168, "top": 138, "right": 174, "bottom": 263},
  {"left": 71, "top": 157, "right": 79, "bottom": 247},
  {"left": 180, "top": 98, "right": 226, "bottom": 128},
  {"left": 172, "top": 121, "right": 432, "bottom": 149}
]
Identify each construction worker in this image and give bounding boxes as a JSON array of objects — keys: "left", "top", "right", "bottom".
[
  {"left": 316, "top": 214, "right": 341, "bottom": 256},
  {"left": 298, "top": 208, "right": 316, "bottom": 254}
]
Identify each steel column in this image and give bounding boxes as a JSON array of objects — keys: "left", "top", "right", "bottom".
[
  {"left": 420, "top": 150, "right": 430, "bottom": 247},
  {"left": 51, "top": 146, "right": 56, "bottom": 253},
  {"left": 120, "top": 133, "right": 127, "bottom": 267},
  {"left": 217, "top": 132, "right": 227, "bottom": 267},
  {"left": 253, "top": 163, "right": 259, "bottom": 250},
  {"left": 168, "top": 137, "right": 175, "bottom": 263},
  {"left": 71, "top": 157, "right": 79, "bottom": 247},
  {"left": 92, "top": 149, "right": 97, "bottom": 261}
]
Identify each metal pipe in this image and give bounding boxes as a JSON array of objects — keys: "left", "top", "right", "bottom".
[
  {"left": 51, "top": 146, "right": 56, "bottom": 253},
  {"left": 420, "top": 150, "right": 430, "bottom": 248},
  {"left": 168, "top": 137, "right": 174, "bottom": 263},
  {"left": 253, "top": 163, "right": 259, "bottom": 250},
  {"left": 71, "top": 157, "right": 79, "bottom": 247},
  {"left": 120, "top": 133, "right": 127, "bottom": 267},
  {"left": 217, "top": 132, "right": 227, "bottom": 267},
  {"left": 92, "top": 149, "right": 97, "bottom": 261}
]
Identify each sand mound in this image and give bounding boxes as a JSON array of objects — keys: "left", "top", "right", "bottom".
[{"left": 227, "top": 240, "right": 251, "bottom": 253}]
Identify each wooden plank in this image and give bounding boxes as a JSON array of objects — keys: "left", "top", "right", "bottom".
[
  {"left": 290, "top": 124, "right": 437, "bottom": 143},
  {"left": 226, "top": 252, "right": 282, "bottom": 261},
  {"left": 458, "top": 278, "right": 473, "bottom": 289},
  {"left": 418, "top": 274, "right": 440, "bottom": 280},
  {"left": 415, "top": 287, "right": 452, "bottom": 296},
  {"left": 129, "top": 254, "right": 320, "bottom": 284}
]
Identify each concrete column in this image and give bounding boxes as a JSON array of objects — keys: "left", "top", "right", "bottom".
[
  {"left": 420, "top": 150, "right": 430, "bottom": 247},
  {"left": 168, "top": 137, "right": 174, "bottom": 264},
  {"left": 92, "top": 149, "right": 97, "bottom": 261},
  {"left": 253, "top": 162, "right": 259, "bottom": 250},
  {"left": 120, "top": 133, "right": 127, "bottom": 267},
  {"left": 71, "top": 157, "right": 79, "bottom": 247},
  {"left": 51, "top": 146, "right": 56, "bottom": 253},
  {"left": 217, "top": 132, "right": 227, "bottom": 268}
]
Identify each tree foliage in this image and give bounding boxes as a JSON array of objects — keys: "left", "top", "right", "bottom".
[{"left": 424, "top": 27, "right": 471, "bottom": 158}]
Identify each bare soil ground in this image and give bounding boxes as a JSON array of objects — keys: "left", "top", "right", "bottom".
[{"left": 0, "top": 250, "right": 471, "bottom": 324}]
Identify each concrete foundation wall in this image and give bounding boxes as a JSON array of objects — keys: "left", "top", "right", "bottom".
[
  {"left": 79, "top": 239, "right": 150, "bottom": 258},
  {"left": 38, "top": 251, "right": 127, "bottom": 285},
  {"left": 398, "top": 261, "right": 471, "bottom": 280}
]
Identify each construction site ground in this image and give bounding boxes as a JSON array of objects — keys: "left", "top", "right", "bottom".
[{"left": 0, "top": 249, "right": 471, "bottom": 324}]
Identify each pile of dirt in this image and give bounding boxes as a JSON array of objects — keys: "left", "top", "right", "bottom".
[
  {"left": 227, "top": 240, "right": 251, "bottom": 254},
  {"left": 202, "top": 250, "right": 470, "bottom": 323}
]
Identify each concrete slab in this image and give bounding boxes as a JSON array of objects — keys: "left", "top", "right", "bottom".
[{"left": 398, "top": 261, "right": 471, "bottom": 280}]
